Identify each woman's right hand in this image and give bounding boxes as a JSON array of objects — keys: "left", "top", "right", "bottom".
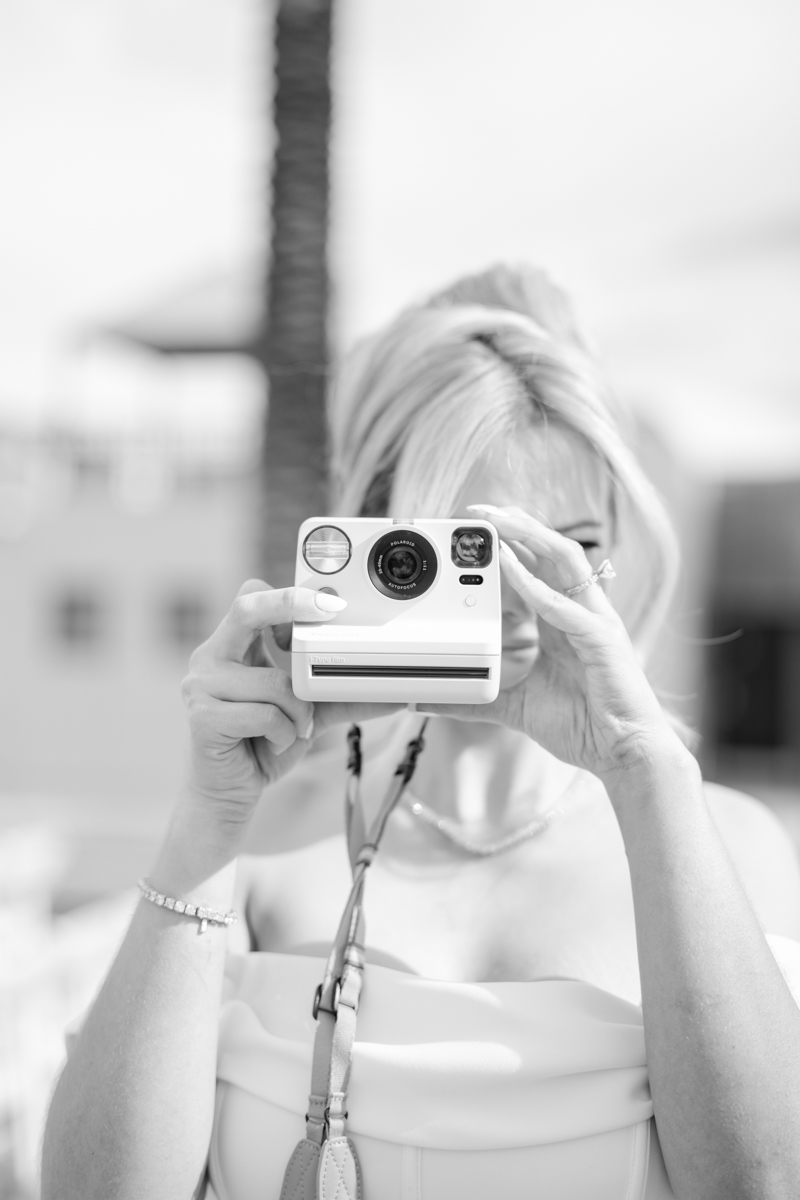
[{"left": 180, "top": 578, "right": 346, "bottom": 828}]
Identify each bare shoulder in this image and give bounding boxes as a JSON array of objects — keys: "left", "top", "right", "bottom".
[{"left": 704, "top": 781, "right": 800, "bottom": 939}]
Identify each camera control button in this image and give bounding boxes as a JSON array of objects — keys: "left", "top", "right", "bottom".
[{"left": 464, "top": 595, "right": 477, "bottom": 607}]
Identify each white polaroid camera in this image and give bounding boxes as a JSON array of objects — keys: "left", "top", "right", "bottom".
[{"left": 292, "top": 517, "right": 502, "bottom": 704}]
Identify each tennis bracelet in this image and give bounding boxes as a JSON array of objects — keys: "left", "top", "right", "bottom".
[{"left": 138, "top": 877, "right": 238, "bottom": 934}]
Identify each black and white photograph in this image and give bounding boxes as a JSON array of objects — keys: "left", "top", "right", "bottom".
[{"left": 1, "top": 2, "right": 800, "bottom": 1197}]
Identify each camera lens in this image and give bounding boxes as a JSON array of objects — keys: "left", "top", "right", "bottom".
[
  {"left": 451, "top": 527, "right": 492, "bottom": 568},
  {"left": 368, "top": 528, "right": 438, "bottom": 600},
  {"left": 302, "top": 525, "right": 351, "bottom": 574},
  {"left": 384, "top": 546, "right": 422, "bottom": 585}
]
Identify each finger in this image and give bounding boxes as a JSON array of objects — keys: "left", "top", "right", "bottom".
[
  {"left": 247, "top": 632, "right": 277, "bottom": 669},
  {"left": 196, "top": 663, "right": 314, "bottom": 733},
  {"left": 235, "top": 584, "right": 279, "bottom": 668},
  {"left": 273, "top": 622, "right": 292, "bottom": 652},
  {"left": 499, "top": 542, "right": 602, "bottom": 635},
  {"left": 470, "top": 504, "right": 589, "bottom": 580},
  {"left": 235, "top": 584, "right": 291, "bottom": 658},
  {"left": 236, "top": 578, "right": 271, "bottom": 599},
  {"left": 190, "top": 696, "right": 298, "bottom": 750},
  {"left": 250, "top": 733, "right": 311, "bottom": 780},
  {"left": 468, "top": 504, "right": 609, "bottom": 611},
  {"left": 205, "top": 585, "right": 347, "bottom": 664}
]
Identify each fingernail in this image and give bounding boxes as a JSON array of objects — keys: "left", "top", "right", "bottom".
[
  {"left": 315, "top": 592, "right": 347, "bottom": 612},
  {"left": 274, "top": 742, "right": 291, "bottom": 756},
  {"left": 301, "top": 716, "right": 315, "bottom": 739},
  {"left": 499, "top": 540, "right": 520, "bottom": 561},
  {"left": 466, "top": 503, "right": 500, "bottom": 513}
]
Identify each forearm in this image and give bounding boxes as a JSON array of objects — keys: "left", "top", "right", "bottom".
[
  {"left": 606, "top": 744, "right": 800, "bottom": 1200},
  {"left": 42, "top": 800, "right": 245, "bottom": 1200}
]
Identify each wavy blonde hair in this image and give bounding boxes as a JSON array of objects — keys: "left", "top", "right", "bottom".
[{"left": 329, "top": 264, "right": 679, "bottom": 660}]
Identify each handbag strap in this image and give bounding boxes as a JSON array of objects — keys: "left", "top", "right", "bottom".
[{"left": 304, "top": 720, "right": 428, "bottom": 1144}]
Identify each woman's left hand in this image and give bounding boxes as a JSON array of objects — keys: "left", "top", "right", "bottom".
[{"left": 421, "top": 504, "right": 680, "bottom": 780}]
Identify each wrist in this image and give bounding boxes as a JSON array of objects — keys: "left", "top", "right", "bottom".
[
  {"left": 599, "top": 734, "right": 703, "bottom": 825},
  {"left": 149, "top": 792, "right": 249, "bottom": 904}
]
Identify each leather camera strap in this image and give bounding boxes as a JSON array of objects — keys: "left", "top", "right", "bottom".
[{"left": 279, "top": 721, "right": 428, "bottom": 1200}]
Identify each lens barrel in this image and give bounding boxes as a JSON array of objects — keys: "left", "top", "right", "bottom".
[{"left": 368, "top": 529, "right": 437, "bottom": 599}]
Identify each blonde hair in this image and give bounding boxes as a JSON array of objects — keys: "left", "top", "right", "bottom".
[{"left": 329, "top": 264, "right": 679, "bottom": 660}]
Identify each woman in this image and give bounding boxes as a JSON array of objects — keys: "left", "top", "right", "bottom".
[{"left": 43, "top": 266, "right": 800, "bottom": 1200}]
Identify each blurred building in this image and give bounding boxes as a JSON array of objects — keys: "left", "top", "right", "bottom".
[
  {"left": 0, "top": 331, "right": 265, "bottom": 1195},
  {"left": 0, "top": 343, "right": 264, "bottom": 907},
  {"left": 706, "top": 480, "right": 800, "bottom": 790}
]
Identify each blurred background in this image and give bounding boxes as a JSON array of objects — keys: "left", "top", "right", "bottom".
[{"left": 1, "top": 0, "right": 799, "bottom": 1193}]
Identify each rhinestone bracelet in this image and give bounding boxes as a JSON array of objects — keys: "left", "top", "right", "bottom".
[{"left": 137, "top": 877, "right": 238, "bottom": 935}]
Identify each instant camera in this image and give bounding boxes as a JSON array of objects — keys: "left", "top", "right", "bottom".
[{"left": 291, "top": 517, "right": 502, "bottom": 704}]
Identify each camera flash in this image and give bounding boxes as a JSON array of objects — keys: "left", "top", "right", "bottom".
[{"left": 303, "top": 525, "right": 352, "bottom": 574}]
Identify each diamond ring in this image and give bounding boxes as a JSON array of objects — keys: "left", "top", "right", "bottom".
[{"left": 563, "top": 559, "right": 616, "bottom": 598}]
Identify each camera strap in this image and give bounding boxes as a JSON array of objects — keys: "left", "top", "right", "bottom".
[{"left": 278, "top": 720, "right": 428, "bottom": 1200}]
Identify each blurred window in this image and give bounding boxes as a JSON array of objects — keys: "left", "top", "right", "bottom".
[
  {"left": 53, "top": 590, "right": 105, "bottom": 647},
  {"left": 708, "top": 613, "right": 800, "bottom": 751},
  {"left": 73, "top": 449, "right": 111, "bottom": 489},
  {"left": 162, "top": 595, "right": 209, "bottom": 653},
  {"left": 708, "top": 480, "right": 800, "bottom": 779}
]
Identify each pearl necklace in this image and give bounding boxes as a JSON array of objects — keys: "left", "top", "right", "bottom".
[{"left": 402, "top": 770, "right": 581, "bottom": 858}]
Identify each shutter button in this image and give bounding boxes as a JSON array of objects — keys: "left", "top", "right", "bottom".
[{"left": 465, "top": 595, "right": 477, "bottom": 607}]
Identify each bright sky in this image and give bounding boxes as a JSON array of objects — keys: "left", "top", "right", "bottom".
[
  {"left": 0, "top": 0, "right": 264, "bottom": 405},
  {"left": 1, "top": 0, "right": 799, "bottom": 476}
]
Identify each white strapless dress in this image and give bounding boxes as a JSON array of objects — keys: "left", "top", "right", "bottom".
[{"left": 204, "top": 936, "right": 800, "bottom": 1200}]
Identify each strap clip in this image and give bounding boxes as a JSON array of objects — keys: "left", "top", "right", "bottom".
[
  {"left": 346, "top": 724, "right": 362, "bottom": 776},
  {"left": 312, "top": 977, "right": 341, "bottom": 1019},
  {"left": 355, "top": 842, "right": 377, "bottom": 869},
  {"left": 327, "top": 1091, "right": 348, "bottom": 1120},
  {"left": 394, "top": 725, "right": 428, "bottom": 783}
]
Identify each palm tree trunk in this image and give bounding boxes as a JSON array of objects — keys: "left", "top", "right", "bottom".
[{"left": 257, "top": 0, "right": 333, "bottom": 587}]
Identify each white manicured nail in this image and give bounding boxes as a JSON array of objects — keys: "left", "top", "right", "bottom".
[
  {"left": 315, "top": 592, "right": 347, "bottom": 612},
  {"left": 499, "top": 540, "right": 520, "bottom": 562}
]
